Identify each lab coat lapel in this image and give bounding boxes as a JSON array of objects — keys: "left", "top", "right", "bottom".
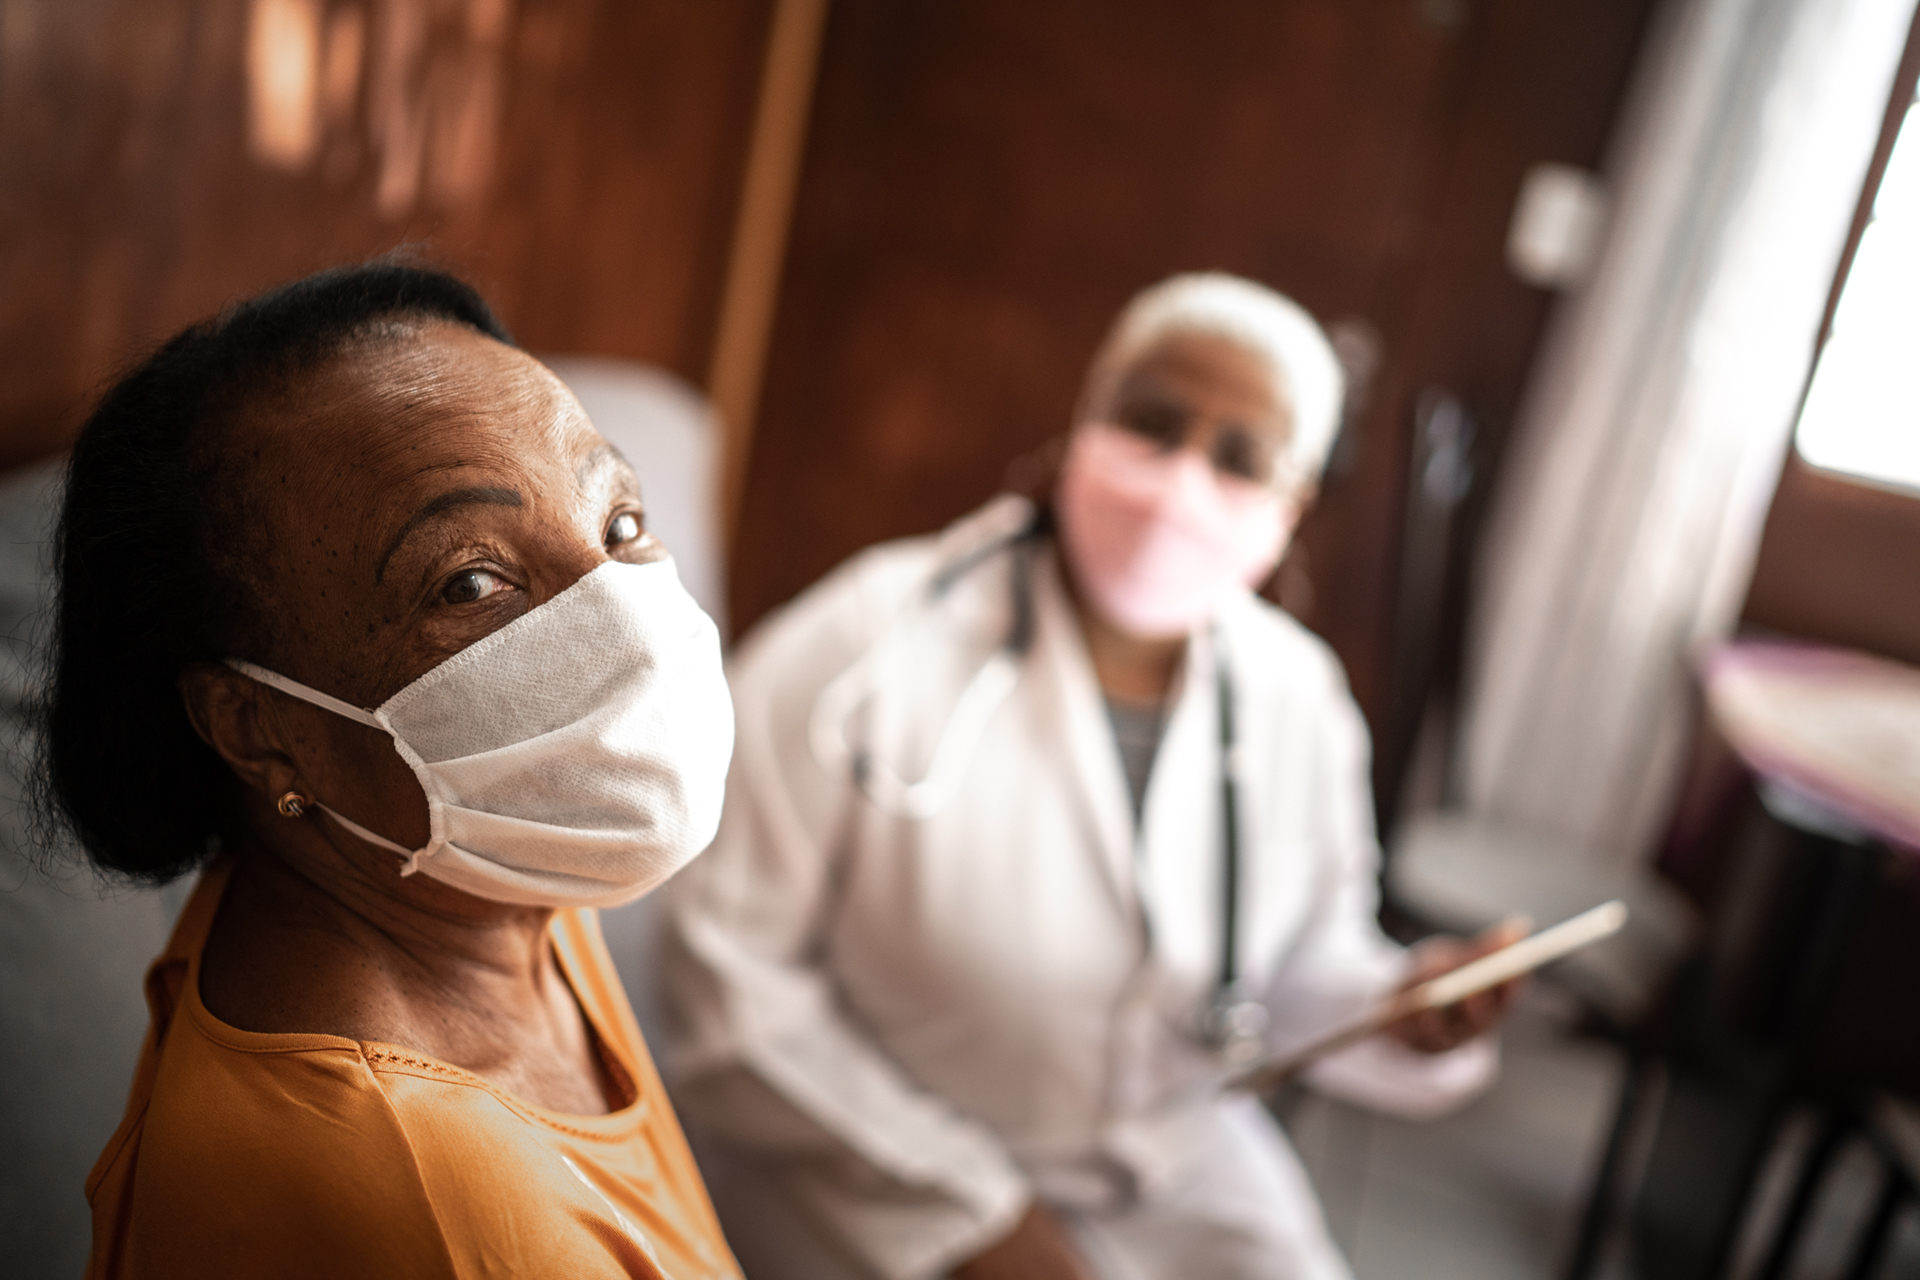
[
  {"left": 1134, "top": 630, "right": 1224, "bottom": 989},
  {"left": 1030, "top": 552, "right": 1139, "bottom": 914}
]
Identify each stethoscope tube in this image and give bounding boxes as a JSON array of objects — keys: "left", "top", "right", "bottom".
[
  {"left": 1217, "top": 658, "right": 1241, "bottom": 998},
  {"left": 1200, "top": 648, "right": 1270, "bottom": 1065}
]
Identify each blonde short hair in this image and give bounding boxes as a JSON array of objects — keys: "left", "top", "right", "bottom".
[{"left": 1088, "top": 272, "right": 1345, "bottom": 487}]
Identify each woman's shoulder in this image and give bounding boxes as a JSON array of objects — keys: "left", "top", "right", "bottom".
[
  {"left": 728, "top": 495, "right": 1034, "bottom": 689},
  {"left": 89, "top": 1019, "right": 462, "bottom": 1279},
  {"left": 1219, "top": 589, "right": 1356, "bottom": 708},
  {"left": 93, "top": 1008, "right": 685, "bottom": 1280}
]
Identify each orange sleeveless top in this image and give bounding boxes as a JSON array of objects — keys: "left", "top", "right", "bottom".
[{"left": 85, "top": 860, "right": 740, "bottom": 1280}]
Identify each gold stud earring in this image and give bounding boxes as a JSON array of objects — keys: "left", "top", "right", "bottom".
[{"left": 277, "top": 791, "right": 309, "bottom": 819}]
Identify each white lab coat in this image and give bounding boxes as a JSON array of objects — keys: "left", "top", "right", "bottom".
[{"left": 661, "top": 496, "right": 1495, "bottom": 1280}]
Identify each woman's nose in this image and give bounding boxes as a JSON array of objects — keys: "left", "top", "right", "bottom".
[{"left": 1177, "top": 418, "right": 1273, "bottom": 486}]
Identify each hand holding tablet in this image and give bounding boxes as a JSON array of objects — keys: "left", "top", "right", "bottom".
[{"left": 1227, "top": 900, "right": 1630, "bottom": 1097}]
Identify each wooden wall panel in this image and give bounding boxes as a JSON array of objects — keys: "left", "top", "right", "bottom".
[
  {"left": 1744, "top": 458, "right": 1920, "bottom": 669},
  {"left": 730, "top": 0, "right": 1654, "bottom": 730},
  {"left": 0, "top": 0, "right": 771, "bottom": 470}
]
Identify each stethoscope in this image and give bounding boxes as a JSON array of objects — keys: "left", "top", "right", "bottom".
[
  {"left": 807, "top": 509, "right": 1271, "bottom": 1064},
  {"left": 808, "top": 519, "right": 1039, "bottom": 820}
]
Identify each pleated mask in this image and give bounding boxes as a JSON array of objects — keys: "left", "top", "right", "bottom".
[
  {"left": 1056, "top": 422, "right": 1291, "bottom": 639},
  {"left": 227, "top": 559, "right": 734, "bottom": 909}
]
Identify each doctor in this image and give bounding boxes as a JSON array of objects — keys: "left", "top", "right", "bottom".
[{"left": 662, "top": 273, "right": 1518, "bottom": 1280}]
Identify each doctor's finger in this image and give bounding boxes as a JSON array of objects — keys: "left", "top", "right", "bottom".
[
  {"left": 1469, "top": 974, "right": 1525, "bottom": 1030},
  {"left": 1471, "top": 916, "right": 1532, "bottom": 957},
  {"left": 1455, "top": 988, "right": 1502, "bottom": 1036}
]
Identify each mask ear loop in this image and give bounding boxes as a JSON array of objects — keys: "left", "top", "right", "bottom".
[
  {"left": 310, "top": 805, "right": 425, "bottom": 874},
  {"left": 223, "top": 660, "right": 435, "bottom": 876}
]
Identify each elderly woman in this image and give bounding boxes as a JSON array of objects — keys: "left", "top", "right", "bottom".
[
  {"left": 662, "top": 273, "right": 1520, "bottom": 1280},
  {"left": 43, "top": 264, "right": 740, "bottom": 1279}
]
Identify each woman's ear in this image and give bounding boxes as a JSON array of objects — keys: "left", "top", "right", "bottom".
[
  {"left": 1280, "top": 474, "right": 1318, "bottom": 528},
  {"left": 1004, "top": 434, "right": 1069, "bottom": 501},
  {"left": 178, "top": 663, "right": 303, "bottom": 801}
]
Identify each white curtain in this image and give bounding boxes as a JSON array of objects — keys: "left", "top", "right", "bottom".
[{"left": 1456, "top": 0, "right": 1916, "bottom": 869}]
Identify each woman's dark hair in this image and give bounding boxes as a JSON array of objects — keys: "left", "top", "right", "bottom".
[{"left": 35, "top": 261, "right": 513, "bottom": 883}]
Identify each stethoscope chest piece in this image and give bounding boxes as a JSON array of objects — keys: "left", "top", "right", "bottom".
[{"left": 1201, "top": 985, "right": 1271, "bottom": 1068}]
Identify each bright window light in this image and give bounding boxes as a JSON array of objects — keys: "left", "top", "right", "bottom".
[{"left": 1794, "top": 98, "right": 1920, "bottom": 495}]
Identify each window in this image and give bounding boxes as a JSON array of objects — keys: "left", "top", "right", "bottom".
[{"left": 1793, "top": 95, "right": 1920, "bottom": 495}]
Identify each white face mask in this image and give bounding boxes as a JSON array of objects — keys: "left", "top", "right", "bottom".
[{"left": 228, "top": 559, "right": 734, "bottom": 909}]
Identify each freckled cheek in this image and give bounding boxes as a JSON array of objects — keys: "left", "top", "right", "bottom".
[{"left": 305, "top": 716, "right": 433, "bottom": 849}]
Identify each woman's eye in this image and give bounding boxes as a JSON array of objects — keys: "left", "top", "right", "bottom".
[
  {"left": 441, "top": 569, "right": 509, "bottom": 605},
  {"left": 1212, "top": 425, "right": 1270, "bottom": 483},
  {"left": 606, "top": 511, "right": 643, "bottom": 548},
  {"left": 1117, "top": 399, "right": 1188, "bottom": 448}
]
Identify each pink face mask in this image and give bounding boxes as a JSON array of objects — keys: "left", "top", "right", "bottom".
[{"left": 1056, "top": 422, "right": 1292, "bottom": 639}]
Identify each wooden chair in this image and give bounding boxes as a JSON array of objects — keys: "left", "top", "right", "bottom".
[{"left": 1756, "top": 1094, "right": 1920, "bottom": 1280}]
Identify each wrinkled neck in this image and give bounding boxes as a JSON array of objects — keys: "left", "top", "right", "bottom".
[
  {"left": 221, "top": 814, "right": 559, "bottom": 992},
  {"left": 199, "top": 833, "right": 613, "bottom": 1115}
]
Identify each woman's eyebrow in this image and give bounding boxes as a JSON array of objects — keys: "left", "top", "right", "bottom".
[
  {"left": 374, "top": 485, "right": 523, "bottom": 584},
  {"left": 575, "top": 442, "right": 635, "bottom": 488}
]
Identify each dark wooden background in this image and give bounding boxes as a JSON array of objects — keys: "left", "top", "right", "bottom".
[
  {"left": 6, "top": 0, "right": 1914, "bottom": 778},
  {"left": 0, "top": 0, "right": 771, "bottom": 470},
  {"left": 1745, "top": 457, "right": 1920, "bottom": 670}
]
